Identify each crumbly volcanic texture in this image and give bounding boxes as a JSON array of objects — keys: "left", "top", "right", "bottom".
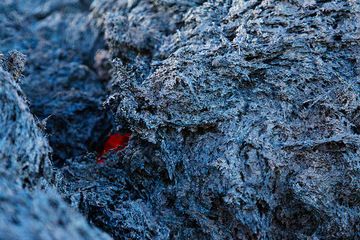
[
  {"left": 1, "top": 0, "right": 359, "bottom": 239},
  {"left": 59, "top": 0, "right": 360, "bottom": 239}
]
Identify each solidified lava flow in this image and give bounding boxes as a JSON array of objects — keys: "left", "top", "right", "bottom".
[{"left": 1, "top": 0, "right": 360, "bottom": 240}]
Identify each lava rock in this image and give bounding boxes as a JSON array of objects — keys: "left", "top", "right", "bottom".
[
  {"left": 0, "top": 176, "right": 111, "bottom": 240},
  {"left": 0, "top": 0, "right": 111, "bottom": 164},
  {"left": 0, "top": 53, "right": 52, "bottom": 188},
  {"left": 87, "top": 0, "right": 360, "bottom": 239},
  {"left": 1, "top": 0, "right": 359, "bottom": 239},
  {"left": 56, "top": 151, "right": 170, "bottom": 240},
  {"left": 0, "top": 55, "right": 111, "bottom": 240}
]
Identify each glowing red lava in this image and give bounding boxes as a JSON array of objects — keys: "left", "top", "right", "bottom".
[{"left": 97, "top": 132, "right": 131, "bottom": 163}]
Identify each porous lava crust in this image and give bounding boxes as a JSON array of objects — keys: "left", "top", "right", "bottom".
[{"left": 1, "top": 0, "right": 359, "bottom": 240}]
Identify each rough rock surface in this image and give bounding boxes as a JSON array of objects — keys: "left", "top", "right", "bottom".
[
  {"left": 0, "top": 176, "right": 110, "bottom": 240},
  {"left": 69, "top": 0, "right": 358, "bottom": 239},
  {"left": 0, "top": 0, "right": 112, "bottom": 165},
  {"left": 0, "top": 55, "right": 110, "bottom": 239},
  {"left": 1, "top": 0, "right": 360, "bottom": 239},
  {"left": 0, "top": 52, "right": 52, "bottom": 188}
]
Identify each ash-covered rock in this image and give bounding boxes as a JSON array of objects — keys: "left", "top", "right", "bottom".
[{"left": 79, "top": 0, "right": 359, "bottom": 239}]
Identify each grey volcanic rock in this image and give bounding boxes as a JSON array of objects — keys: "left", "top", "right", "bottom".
[
  {"left": 0, "top": 0, "right": 111, "bottom": 164},
  {"left": 78, "top": 0, "right": 359, "bottom": 239},
  {"left": 0, "top": 52, "right": 52, "bottom": 188},
  {"left": 56, "top": 152, "right": 171, "bottom": 240},
  {"left": 0, "top": 54, "right": 111, "bottom": 240},
  {"left": 0, "top": 176, "right": 110, "bottom": 240},
  {"left": 1, "top": 0, "right": 359, "bottom": 239},
  {"left": 0, "top": 70, "right": 110, "bottom": 239}
]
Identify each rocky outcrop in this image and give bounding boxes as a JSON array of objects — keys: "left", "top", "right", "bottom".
[
  {"left": 0, "top": 176, "right": 110, "bottom": 240},
  {"left": 0, "top": 0, "right": 111, "bottom": 165},
  {"left": 1, "top": 0, "right": 359, "bottom": 239},
  {"left": 0, "top": 51, "right": 51, "bottom": 188},
  {"left": 84, "top": 0, "right": 359, "bottom": 239},
  {"left": 0, "top": 52, "right": 110, "bottom": 240}
]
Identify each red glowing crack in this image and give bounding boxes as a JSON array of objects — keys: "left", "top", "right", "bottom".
[{"left": 97, "top": 132, "right": 131, "bottom": 163}]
